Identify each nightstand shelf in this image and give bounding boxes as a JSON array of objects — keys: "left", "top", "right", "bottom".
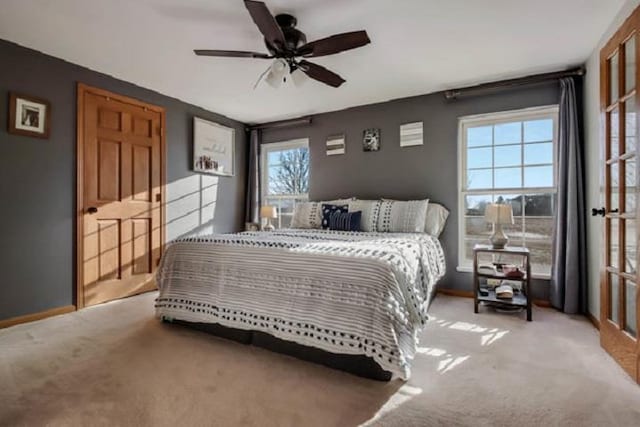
[
  {"left": 473, "top": 244, "right": 532, "bottom": 321},
  {"left": 477, "top": 288, "right": 528, "bottom": 307},
  {"left": 475, "top": 272, "right": 528, "bottom": 281}
]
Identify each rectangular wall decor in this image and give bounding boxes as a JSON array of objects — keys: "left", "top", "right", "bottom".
[
  {"left": 363, "top": 128, "right": 381, "bottom": 152},
  {"left": 400, "top": 121, "right": 423, "bottom": 147},
  {"left": 326, "top": 134, "right": 346, "bottom": 155},
  {"left": 193, "top": 117, "right": 235, "bottom": 176},
  {"left": 8, "top": 92, "right": 51, "bottom": 139}
]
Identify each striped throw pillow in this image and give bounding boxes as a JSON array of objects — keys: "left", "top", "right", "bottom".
[
  {"left": 329, "top": 211, "right": 362, "bottom": 232},
  {"left": 321, "top": 204, "right": 348, "bottom": 229}
]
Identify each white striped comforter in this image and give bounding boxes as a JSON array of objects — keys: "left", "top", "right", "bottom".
[{"left": 155, "top": 229, "right": 445, "bottom": 378}]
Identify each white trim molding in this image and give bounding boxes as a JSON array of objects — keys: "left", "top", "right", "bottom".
[{"left": 457, "top": 105, "right": 559, "bottom": 276}]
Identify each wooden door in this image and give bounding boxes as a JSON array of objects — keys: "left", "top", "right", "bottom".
[
  {"left": 77, "top": 84, "right": 165, "bottom": 307},
  {"left": 600, "top": 7, "right": 640, "bottom": 383}
]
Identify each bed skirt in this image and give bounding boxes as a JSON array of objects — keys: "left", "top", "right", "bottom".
[{"left": 164, "top": 318, "right": 393, "bottom": 381}]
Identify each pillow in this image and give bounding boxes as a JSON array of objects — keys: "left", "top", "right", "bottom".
[
  {"left": 291, "top": 202, "right": 322, "bottom": 229},
  {"left": 425, "top": 203, "right": 449, "bottom": 237},
  {"left": 329, "top": 210, "right": 362, "bottom": 232},
  {"left": 377, "top": 199, "right": 429, "bottom": 233},
  {"left": 347, "top": 199, "right": 382, "bottom": 232},
  {"left": 321, "top": 204, "right": 348, "bottom": 229}
]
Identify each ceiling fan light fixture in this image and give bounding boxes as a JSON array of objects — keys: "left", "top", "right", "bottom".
[
  {"left": 265, "top": 58, "right": 289, "bottom": 88},
  {"left": 291, "top": 68, "right": 308, "bottom": 87}
]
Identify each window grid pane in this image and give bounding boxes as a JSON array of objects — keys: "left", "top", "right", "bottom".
[{"left": 464, "top": 117, "right": 555, "bottom": 192}]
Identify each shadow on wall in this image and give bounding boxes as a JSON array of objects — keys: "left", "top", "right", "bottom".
[{"left": 166, "top": 174, "right": 220, "bottom": 241}]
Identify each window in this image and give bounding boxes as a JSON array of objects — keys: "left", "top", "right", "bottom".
[
  {"left": 261, "top": 139, "right": 310, "bottom": 228},
  {"left": 458, "top": 106, "right": 559, "bottom": 276}
]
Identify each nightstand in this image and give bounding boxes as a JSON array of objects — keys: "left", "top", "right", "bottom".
[{"left": 473, "top": 244, "right": 532, "bottom": 321}]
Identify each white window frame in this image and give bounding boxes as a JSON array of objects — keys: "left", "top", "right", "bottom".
[
  {"left": 457, "top": 105, "right": 559, "bottom": 279},
  {"left": 260, "top": 138, "right": 309, "bottom": 228}
]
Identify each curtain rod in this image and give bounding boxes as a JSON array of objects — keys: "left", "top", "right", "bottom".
[
  {"left": 444, "top": 67, "right": 585, "bottom": 100},
  {"left": 247, "top": 116, "right": 312, "bottom": 131}
]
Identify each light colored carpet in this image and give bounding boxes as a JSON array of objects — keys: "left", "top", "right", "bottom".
[{"left": 1, "top": 292, "right": 639, "bottom": 427}]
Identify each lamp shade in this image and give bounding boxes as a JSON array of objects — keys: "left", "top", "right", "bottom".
[
  {"left": 260, "top": 205, "right": 278, "bottom": 219},
  {"left": 265, "top": 59, "right": 289, "bottom": 88},
  {"left": 291, "top": 68, "right": 308, "bottom": 87},
  {"left": 484, "top": 203, "right": 513, "bottom": 225}
]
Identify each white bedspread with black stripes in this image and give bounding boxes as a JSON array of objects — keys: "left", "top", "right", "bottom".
[{"left": 155, "top": 229, "right": 445, "bottom": 378}]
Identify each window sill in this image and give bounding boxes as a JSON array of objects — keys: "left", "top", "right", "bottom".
[{"left": 456, "top": 266, "right": 551, "bottom": 281}]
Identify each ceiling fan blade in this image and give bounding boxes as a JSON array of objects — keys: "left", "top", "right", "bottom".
[
  {"left": 193, "top": 49, "right": 273, "bottom": 59},
  {"left": 194, "top": 49, "right": 272, "bottom": 59},
  {"left": 244, "top": 0, "right": 286, "bottom": 50},
  {"left": 298, "top": 60, "right": 345, "bottom": 88},
  {"left": 297, "top": 30, "right": 371, "bottom": 57}
]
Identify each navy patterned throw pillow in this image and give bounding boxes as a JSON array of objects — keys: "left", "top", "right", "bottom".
[
  {"left": 329, "top": 211, "right": 362, "bottom": 232},
  {"left": 321, "top": 204, "right": 348, "bottom": 229}
]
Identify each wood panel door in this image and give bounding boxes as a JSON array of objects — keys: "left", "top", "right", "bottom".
[
  {"left": 77, "top": 84, "right": 165, "bottom": 307},
  {"left": 600, "top": 7, "right": 640, "bottom": 384}
]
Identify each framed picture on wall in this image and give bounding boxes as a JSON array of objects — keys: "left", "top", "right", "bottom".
[
  {"left": 326, "top": 134, "right": 346, "bottom": 155},
  {"left": 363, "top": 128, "right": 380, "bottom": 152},
  {"left": 400, "top": 121, "right": 423, "bottom": 147},
  {"left": 8, "top": 92, "right": 51, "bottom": 139},
  {"left": 193, "top": 117, "right": 235, "bottom": 176}
]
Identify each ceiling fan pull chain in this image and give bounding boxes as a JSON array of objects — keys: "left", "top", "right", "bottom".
[{"left": 253, "top": 64, "right": 273, "bottom": 90}]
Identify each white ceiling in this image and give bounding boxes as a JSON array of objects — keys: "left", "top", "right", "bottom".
[{"left": 0, "top": 0, "right": 627, "bottom": 124}]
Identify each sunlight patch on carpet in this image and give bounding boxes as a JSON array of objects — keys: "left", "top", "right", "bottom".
[{"left": 361, "top": 384, "right": 423, "bottom": 426}]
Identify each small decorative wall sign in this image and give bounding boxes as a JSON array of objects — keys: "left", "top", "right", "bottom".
[
  {"left": 400, "top": 121, "right": 423, "bottom": 147},
  {"left": 8, "top": 92, "right": 51, "bottom": 139},
  {"left": 326, "top": 134, "right": 346, "bottom": 155},
  {"left": 362, "top": 128, "right": 380, "bottom": 152},
  {"left": 193, "top": 117, "right": 235, "bottom": 176}
]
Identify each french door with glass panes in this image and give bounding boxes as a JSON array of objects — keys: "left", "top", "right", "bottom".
[{"left": 600, "top": 6, "right": 640, "bottom": 384}]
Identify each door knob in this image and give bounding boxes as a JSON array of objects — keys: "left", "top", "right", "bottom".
[
  {"left": 87, "top": 207, "right": 98, "bottom": 214},
  {"left": 591, "top": 207, "right": 618, "bottom": 217}
]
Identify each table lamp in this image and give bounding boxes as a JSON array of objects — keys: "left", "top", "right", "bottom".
[
  {"left": 484, "top": 203, "right": 513, "bottom": 249},
  {"left": 260, "top": 205, "right": 278, "bottom": 231}
]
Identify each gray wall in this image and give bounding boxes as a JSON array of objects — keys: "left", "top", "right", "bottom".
[
  {"left": 0, "top": 39, "right": 247, "bottom": 320},
  {"left": 261, "top": 82, "right": 562, "bottom": 299}
]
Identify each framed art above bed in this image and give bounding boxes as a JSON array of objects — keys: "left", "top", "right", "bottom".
[{"left": 193, "top": 117, "right": 235, "bottom": 176}]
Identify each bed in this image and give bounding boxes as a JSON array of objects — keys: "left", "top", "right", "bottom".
[{"left": 155, "top": 228, "right": 445, "bottom": 380}]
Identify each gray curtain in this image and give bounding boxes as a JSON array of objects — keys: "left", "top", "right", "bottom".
[
  {"left": 551, "top": 78, "right": 587, "bottom": 314},
  {"left": 245, "top": 129, "right": 261, "bottom": 225}
]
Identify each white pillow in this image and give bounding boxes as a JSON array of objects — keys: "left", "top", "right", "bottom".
[
  {"left": 291, "top": 202, "right": 322, "bottom": 229},
  {"left": 377, "top": 199, "right": 429, "bottom": 233},
  {"left": 348, "top": 199, "right": 382, "bottom": 232},
  {"left": 425, "top": 203, "right": 449, "bottom": 237}
]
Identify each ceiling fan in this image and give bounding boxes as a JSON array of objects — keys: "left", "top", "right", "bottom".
[{"left": 194, "top": 0, "right": 371, "bottom": 88}]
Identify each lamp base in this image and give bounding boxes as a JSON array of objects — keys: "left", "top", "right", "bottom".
[
  {"left": 490, "top": 224, "right": 509, "bottom": 249},
  {"left": 263, "top": 218, "right": 275, "bottom": 232}
]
